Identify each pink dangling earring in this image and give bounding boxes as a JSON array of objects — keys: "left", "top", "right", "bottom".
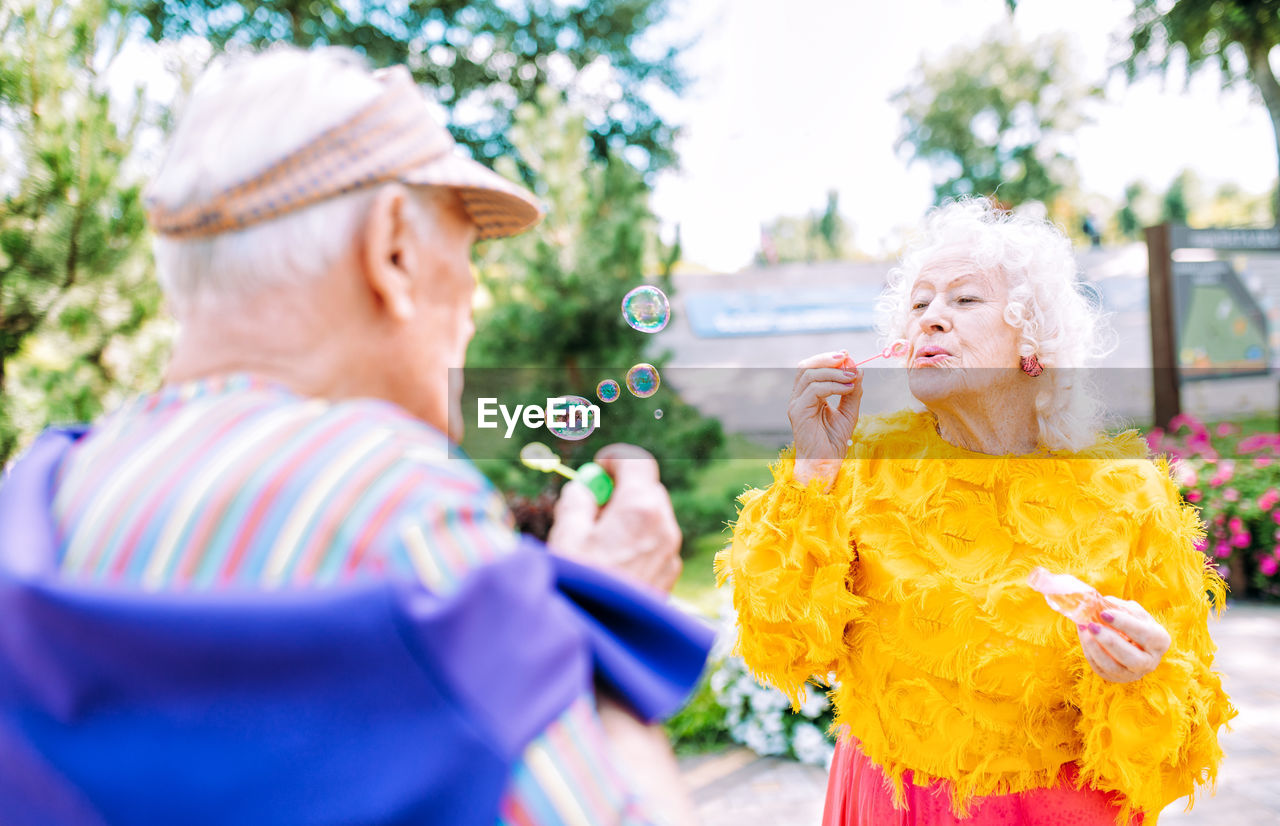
[{"left": 1020, "top": 354, "right": 1044, "bottom": 377}]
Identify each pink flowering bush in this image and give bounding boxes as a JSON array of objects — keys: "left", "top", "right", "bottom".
[{"left": 1147, "top": 415, "right": 1280, "bottom": 600}]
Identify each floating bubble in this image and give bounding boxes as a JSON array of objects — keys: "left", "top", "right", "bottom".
[
  {"left": 596, "top": 379, "right": 620, "bottom": 403},
  {"left": 546, "top": 395, "right": 600, "bottom": 441},
  {"left": 625, "top": 363, "right": 660, "bottom": 398},
  {"left": 654, "top": 409, "right": 664, "bottom": 420},
  {"left": 621, "top": 286, "right": 671, "bottom": 333}
]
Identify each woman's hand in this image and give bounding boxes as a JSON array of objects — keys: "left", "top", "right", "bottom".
[
  {"left": 1077, "top": 596, "right": 1172, "bottom": 683},
  {"left": 788, "top": 350, "right": 863, "bottom": 489}
]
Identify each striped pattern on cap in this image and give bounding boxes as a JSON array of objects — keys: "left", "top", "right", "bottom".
[{"left": 146, "top": 65, "right": 543, "bottom": 240}]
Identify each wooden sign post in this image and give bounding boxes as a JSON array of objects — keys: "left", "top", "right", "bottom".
[{"left": 1145, "top": 224, "right": 1280, "bottom": 427}]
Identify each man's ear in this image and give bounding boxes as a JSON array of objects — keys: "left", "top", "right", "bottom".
[{"left": 361, "top": 184, "right": 417, "bottom": 322}]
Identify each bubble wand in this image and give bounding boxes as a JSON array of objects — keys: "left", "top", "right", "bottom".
[
  {"left": 846, "top": 339, "right": 910, "bottom": 368},
  {"left": 520, "top": 442, "right": 614, "bottom": 506}
]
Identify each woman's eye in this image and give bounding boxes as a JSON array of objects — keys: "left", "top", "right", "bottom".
[
  {"left": 957, "top": 296, "right": 979, "bottom": 304},
  {"left": 910, "top": 301, "right": 928, "bottom": 311}
]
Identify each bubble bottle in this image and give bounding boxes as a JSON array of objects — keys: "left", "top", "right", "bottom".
[
  {"left": 519, "top": 442, "right": 613, "bottom": 506},
  {"left": 1027, "top": 567, "right": 1106, "bottom": 624}
]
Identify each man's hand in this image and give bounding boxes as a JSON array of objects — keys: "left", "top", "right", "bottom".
[
  {"left": 1077, "top": 596, "right": 1172, "bottom": 683},
  {"left": 546, "top": 444, "right": 682, "bottom": 593}
]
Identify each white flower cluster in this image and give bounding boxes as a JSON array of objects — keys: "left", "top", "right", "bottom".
[{"left": 705, "top": 599, "right": 837, "bottom": 767}]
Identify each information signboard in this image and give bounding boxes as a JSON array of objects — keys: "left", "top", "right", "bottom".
[
  {"left": 682, "top": 287, "right": 880, "bottom": 337},
  {"left": 1171, "top": 260, "right": 1269, "bottom": 377},
  {"left": 1147, "top": 223, "right": 1280, "bottom": 425}
]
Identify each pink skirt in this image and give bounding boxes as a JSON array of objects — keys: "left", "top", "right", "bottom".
[{"left": 822, "top": 738, "right": 1143, "bottom": 826}]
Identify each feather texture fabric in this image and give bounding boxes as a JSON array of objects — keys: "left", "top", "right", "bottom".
[{"left": 718, "top": 410, "right": 1235, "bottom": 824}]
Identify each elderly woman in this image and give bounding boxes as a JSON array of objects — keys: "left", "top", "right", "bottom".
[{"left": 718, "top": 199, "right": 1234, "bottom": 825}]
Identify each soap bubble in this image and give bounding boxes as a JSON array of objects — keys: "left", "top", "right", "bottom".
[
  {"left": 519, "top": 442, "right": 560, "bottom": 472},
  {"left": 654, "top": 409, "right": 664, "bottom": 420},
  {"left": 596, "top": 379, "right": 620, "bottom": 403},
  {"left": 546, "top": 395, "right": 599, "bottom": 441},
  {"left": 625, "top": 363, "right": 660, "bottom": 398},
  {"left": 621, "top": 286, "right": 670, "bottom": 333}
]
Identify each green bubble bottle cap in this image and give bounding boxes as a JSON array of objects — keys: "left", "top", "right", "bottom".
[
  {"left": 520, "top": 442, "right": 613, "bottom": 506},
  {"left": 572, "top": 461, "right": 614, "bottom": 506}
]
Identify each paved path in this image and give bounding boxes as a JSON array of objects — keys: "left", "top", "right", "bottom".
[{"left": 679, "top": 602, "right": 1280, "bottom": 825}]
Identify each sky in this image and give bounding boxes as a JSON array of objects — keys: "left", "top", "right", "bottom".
[{"left": 648, "top": 0, "right": 1278, "bottom": 271}]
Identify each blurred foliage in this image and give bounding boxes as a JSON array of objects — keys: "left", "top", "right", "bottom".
[
  {"left": 463, "top": 87, "right": 723, "bottom": 538},
  {"left": 664, "top": 673, "right": 733, "bottom": 755},
  {"left": 893, "top": 27, "right": 1099, "bottom": 214},
  {"left": 668, "top": 452, "right": 771, "bottom": 602},
  {"left": 1118, "top": 0, "right": 1280, "bottom": 220},
  {"left": 1193, "top": 180, "right": 1277, "bottom": 226},
  {"left": 755, "top": 190, "right": 858, "bottom": 265},
  {"left": 1161, "top": 168, "right": 1198, "bottom": 224},
  {"left": 1113, "top": 171, "right": 1275, "bottom": 240},
  {"left": 1, "top": 0, "right": 696, "bottom": 472},
  {"left": 1116, "top": 180, "right": 1156, "bottom": 240},
  {"left": 0, "top": 0, "right": 171, "bottom": 465},
  {"left": 132, "top": 0, "right": 689, "bottom": 179}
]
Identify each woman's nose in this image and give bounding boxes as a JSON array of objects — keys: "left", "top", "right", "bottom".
[{"left": 918, "top": 298, "right": 950, "bottom": 332}]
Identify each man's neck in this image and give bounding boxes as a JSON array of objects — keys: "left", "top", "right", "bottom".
[{"left": 165, "top": 302, "right": 351, "bottom": 401}]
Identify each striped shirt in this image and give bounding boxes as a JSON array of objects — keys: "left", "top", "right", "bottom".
[{"left": 51, "top": 374, "right": 653, "bottom": 825}]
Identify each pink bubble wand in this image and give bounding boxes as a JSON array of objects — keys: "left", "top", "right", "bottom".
[{"left": 845, "top": 339, "right": 910, "bottom": 368}]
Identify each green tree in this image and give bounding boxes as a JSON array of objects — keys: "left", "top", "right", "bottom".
[
  {"left": 1195, "top": 181, "right": 1274, "bottom": 225},
  {"left": 1161, "top": 168, "right": 1202, "bottom": 223},
  {"left": 0, "top": 0, "right": 167, "bottom": 464},
  {"left": 133, "top": 0, "right": 689, "bottom": 178},
  {"left": 756, "top": 190, "right": 855, "bottom": 265},
  {"left": 815, "top": 190, "right": 847, "bottom": 259},
  {"left": 893, "top": 28, "right": 1099, "bottom": 211},
  {"left": 1116, "top": 180, "right": 1153, "bottom": 239},
  {"left": 1120, "top": 0, "right": 1280, "bottom": 220},
  {"left": 463, "top": 88, "right": 723, "bottom": 539}
]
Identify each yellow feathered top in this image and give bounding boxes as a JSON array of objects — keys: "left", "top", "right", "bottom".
[{"left": 716, "top": 410, "right": 1235, "bottom": 823}]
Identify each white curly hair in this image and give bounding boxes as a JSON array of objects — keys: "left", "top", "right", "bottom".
[{"left": 875, "top": 197, "right": 1115, "bottom": 452}]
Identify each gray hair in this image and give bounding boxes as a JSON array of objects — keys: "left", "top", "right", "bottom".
[
  {"left": 876, "top": 198, "right": 1115, "bottom": 451},
  {"left": 149, "top": 47, "right": 390, "bottom": 313}
]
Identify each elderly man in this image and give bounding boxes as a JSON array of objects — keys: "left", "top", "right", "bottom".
[{"left": 0, "top": 47, "right": 706, "bottom": 825}]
